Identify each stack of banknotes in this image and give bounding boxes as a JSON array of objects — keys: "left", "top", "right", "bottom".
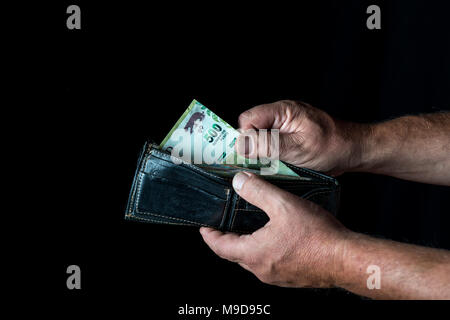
[{"left": 160, "top": 100, "right": 300, "bottom": 179}]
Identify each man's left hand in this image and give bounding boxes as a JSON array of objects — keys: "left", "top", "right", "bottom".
[{"left": 200, "top": 172, "right": 351, "bottom": 288}]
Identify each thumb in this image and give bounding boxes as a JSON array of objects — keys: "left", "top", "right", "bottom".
[
  {"left": 236, "top": 130, "right": 297, "bottom": 161},
  {"left": 232, "top": 172, "right": 288, "bottom": 218}
]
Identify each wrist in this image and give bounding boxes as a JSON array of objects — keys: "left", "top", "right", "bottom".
[
  {"left": 333, "top": 120, "right": 374, "bottom": 173},
  {"left": 353, "top": 121, "right": 397, "bottom": 174},
  {"left": 331, "top": 230, "right": 363, "bottom": 288}
]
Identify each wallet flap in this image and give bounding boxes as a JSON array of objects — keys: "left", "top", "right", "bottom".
[{"left": 126, "top": 142, "right": 234, "bottom": 229}]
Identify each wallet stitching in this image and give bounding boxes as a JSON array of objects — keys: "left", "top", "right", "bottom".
[
  {"left": 131, "top": 211, "right": 241, "bottom": 229},
  {"left": 137, "top": 210, "right": 213, "bottom": 227},
  {"left": 219, "top": 189, "right": 231, "bottom": 230},
  {"left": 128, "top": 154, "right": 150, "bottom": 215},
  {"left": 126, "top": 214, "right": 192, "bottom": 226},
  {"left": 230, "top": 197, "right": 264, "bottom": 233},
  {"left": 230, "top": 195, "right": 241, "bottom": 230},
  {"left": 128, "top": 183, "right": 137, "bottom": 215},
  {"left": 135, "top": 171, "right": 145, "bottom": 210}
]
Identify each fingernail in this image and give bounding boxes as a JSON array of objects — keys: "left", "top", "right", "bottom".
[{"left": 233, "top": 172, "right": 250, "bottom": 191}]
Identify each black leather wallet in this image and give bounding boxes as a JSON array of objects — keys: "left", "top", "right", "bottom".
[{"left": 125, "top": 141, "right": 340, "bottom": 234}]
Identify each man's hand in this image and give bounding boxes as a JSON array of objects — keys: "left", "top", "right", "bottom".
[
  {"left": 236, "top": 100, "right": 450, "bottom": 185},
  {"left": 200, "top": 172, "right": 450, "bottom": 299},
  {"left": 236, "top": 100, "right": 367, "bottom": 175},
  {"left": 200, "top": 171, "right": 351, "bottom": 288},
  {"left": 201, "top": 101, "right": 450, "bottom": 298}
]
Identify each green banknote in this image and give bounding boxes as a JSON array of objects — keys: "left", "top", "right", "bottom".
[{"left": 160, "top": 99, "right": 299, "bottom": 178}]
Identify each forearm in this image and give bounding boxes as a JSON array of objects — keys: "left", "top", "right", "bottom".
[
  {"left": 335, "top": 232, "right": 450, "bottom": 299},
  {"left": 351, "top": 113, "right": 450, "bottom": 185}
]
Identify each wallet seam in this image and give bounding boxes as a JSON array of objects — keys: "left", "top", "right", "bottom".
[
  {"left": 229, "top": 195, "right": 241, "bottom": 231},
  {"left": 127, "top": 153, "right": 150, "bottom": 216},
  {"left": 136, "top": 207, "right": 214, "bottom": 227},
  {"left": 125, "top": 214, "right": 193, "bottom": 226},
  {"left": 218, "top": 189, "right": 232, "bottom": 230}
]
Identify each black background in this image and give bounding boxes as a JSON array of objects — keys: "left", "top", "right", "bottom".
[{"left": 16, "top": 0, "right": 450, "bottom": 316}]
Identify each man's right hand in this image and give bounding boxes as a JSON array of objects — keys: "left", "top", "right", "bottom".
[
  {"left": 236, "top": 100, "right": 450, "bottom": 185},
  {"left": 236, "top": 100, "right": 368, "bottom": 176}
]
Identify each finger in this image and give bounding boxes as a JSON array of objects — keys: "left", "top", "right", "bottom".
[
  {"left": 235, "top": 130, "right": 258, "bottom": 158},
  {"left": 199, "top": 227, "right": 249, "bottom": 262},
  {"left": 232, "top": 172, "right": 290, "bottom": 218},
  {"left": 238, "top": 103, "right": 289, "bottom": 130},
  {"left": 238, "top": 262, "right": 252, "bottom": 272},
  {"left": 236, "top": 129, "right": 297, "bottom": 160}
]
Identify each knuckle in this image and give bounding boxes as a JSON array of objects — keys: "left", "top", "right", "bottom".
[
  {"left": 256, "top": 265, "right": 276, "bottom": 285},
  {"left": 282, "top": 100, "right": 304, "bottom": 114},
  {"left": 279, "top": 135, "right": 293, "bottom": 154},
  {"left": 210, "top": 242, "right": 226, "bottom": 258},
  {"left": 279, "top": 99, "right": 296, "bottom": 107},
  {"left": 239, "top": 110, "right": 252, "bottom": 123},
  {"left": 257, "top": 274, "right": 271, "bottom": 284}
]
